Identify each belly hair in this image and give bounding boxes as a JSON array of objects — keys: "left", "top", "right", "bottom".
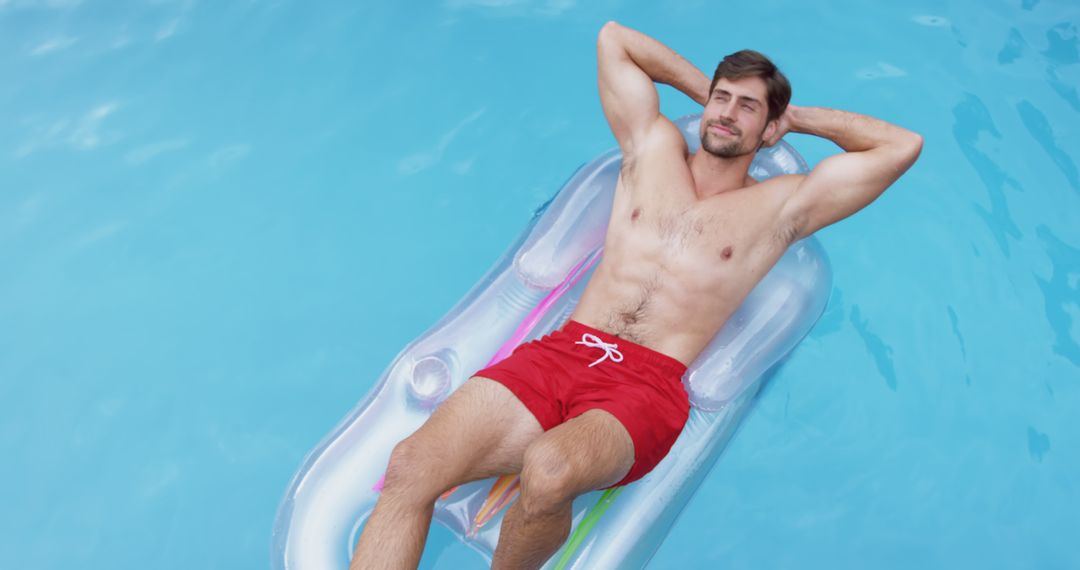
[{"left": 602, "top": 279, "right": 659, "bottom": 343}]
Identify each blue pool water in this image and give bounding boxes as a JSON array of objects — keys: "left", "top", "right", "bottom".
[{"left": 2, "top": 1, "right": 1077, "bottom": 568}]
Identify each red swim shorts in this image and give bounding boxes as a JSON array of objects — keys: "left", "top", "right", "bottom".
[{"left": 472, "top": 320, "right": 690, "bottom": 488}]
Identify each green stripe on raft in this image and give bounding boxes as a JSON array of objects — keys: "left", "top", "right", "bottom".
[{"left": 554, "top": 486, "right": 624, "bottom": 570}]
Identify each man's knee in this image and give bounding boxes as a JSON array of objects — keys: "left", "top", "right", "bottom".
[
  {"left": 518, "top": 441, "right": 577, "bottom": 517},
  {"left": 382, "top": 437, "right": 446, "bottom": 501}
]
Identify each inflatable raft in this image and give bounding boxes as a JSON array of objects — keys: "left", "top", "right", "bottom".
[{"left": 272, "top": 114, "right": 832, "bottom": 569}]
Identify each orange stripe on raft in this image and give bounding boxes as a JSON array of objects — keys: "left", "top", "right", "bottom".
[{"left": 469, "top": 475, "right": 521, "bottom": 536}]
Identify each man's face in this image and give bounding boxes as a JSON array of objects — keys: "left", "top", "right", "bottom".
[{"left": 699, "top": 76, "right": 774, "bottom": 158}]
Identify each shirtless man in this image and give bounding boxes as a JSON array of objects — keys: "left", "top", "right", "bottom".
[{"left": 351, "top": 21, "right": 921, "bottom": 569}]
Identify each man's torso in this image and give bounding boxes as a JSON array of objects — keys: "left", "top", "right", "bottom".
[{"left": 570, "top": 119, "right": 802, "bottom": 365}]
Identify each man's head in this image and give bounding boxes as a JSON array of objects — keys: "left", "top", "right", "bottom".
[{"left": 700, "top": 50, "right": 791, "bottom": 159}]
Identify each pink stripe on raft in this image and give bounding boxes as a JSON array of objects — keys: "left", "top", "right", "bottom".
[{"left": 485, "top": 248, "right": 603, "bottom": 366}]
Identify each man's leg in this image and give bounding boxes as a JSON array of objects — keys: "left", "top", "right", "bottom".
[
  {"left": 490, "top": 409, "right": 635, "bottom": 570},
  {"left": 350, "top": 377, "right": 544, "bottom": 570}
]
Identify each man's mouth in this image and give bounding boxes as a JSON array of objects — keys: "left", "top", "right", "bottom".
[{"left": 708, "top": 122, "right": 737, "bottom": 136}]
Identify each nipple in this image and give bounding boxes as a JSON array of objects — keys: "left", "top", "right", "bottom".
[
  {"left": 721, "top": 246, "right": 733, "bottom": 259},
  {"left": 631, "top": 208, "right": 641, "bottom": 222}
]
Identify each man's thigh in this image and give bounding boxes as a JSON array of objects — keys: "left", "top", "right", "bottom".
[{"left": 405, "top": 376, "right": 545, "bottom": 483}]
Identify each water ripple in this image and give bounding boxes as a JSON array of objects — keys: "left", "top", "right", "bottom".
[
  {"left": 1016, "top": 100, "right": 1080, "bottom": 194},
  {"left": 1034, "top": 225, "right": 1080, "bottom": 367},
  {"left": 850, "top": 305, "right": 898, "bottom": 391},
  {"left": 952, "top": 94, "right": 1023, "bottom": 257},
  {"left": 1041, "top": 22, "right": 1079, "bottom": 65},
  {"left": 1027, "top": 426, "right": 1051, "bottom": 462},
  {"left": 1046, "top": 67, "right": 1080, "bottom": 112},
  {"left": 946, "top": 305, "right": 968, "bottom": 361},
  {"left": 997, "top": 28, "right": 1027, "bottom": 64}
]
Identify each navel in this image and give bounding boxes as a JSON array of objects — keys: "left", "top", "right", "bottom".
[
  {"left": 720, "top": 245, "right": 734, "bottom": 259},
  {"left": 631, "top": 208, "right": 642, "bottom": 222}
]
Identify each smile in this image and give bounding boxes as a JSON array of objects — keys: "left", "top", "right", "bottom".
[{"left": 708, "top": 124, "right": 736, "bottom": 136}]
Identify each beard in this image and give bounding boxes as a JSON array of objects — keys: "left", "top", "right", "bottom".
[{"left": 700, "top": 120, "right": 761, "bottom": 158}]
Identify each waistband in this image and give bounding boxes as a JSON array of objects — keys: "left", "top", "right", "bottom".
[{"left": 561, "top": 320, "right": 688, "bottom": 376}]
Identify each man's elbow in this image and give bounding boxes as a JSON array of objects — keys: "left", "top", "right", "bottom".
[
  {"left": 904, "top": 130, "right": 924, "bottom": 161},
  {"left": 598, "top": 21, "right": 622, "bottom": 48},
  {"left": 892, "top": 130, "right": 923, "bottom": 169}
]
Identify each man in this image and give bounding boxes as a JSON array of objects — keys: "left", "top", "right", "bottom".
[{"left": 352, "top": 21, "right": 921, "bottom": 569}]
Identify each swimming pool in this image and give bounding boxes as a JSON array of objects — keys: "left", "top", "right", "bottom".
[{"left": 1, "top": 0, "right": 1076, "bottom": 568}]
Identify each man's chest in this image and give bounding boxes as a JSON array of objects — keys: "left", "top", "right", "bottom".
[{"left": 609, "top": 184, "right": 782, "bottom": 265}]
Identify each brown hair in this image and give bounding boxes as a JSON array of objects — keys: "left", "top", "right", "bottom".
[{"left": 710, "top": 50, "right": 791, "bottom": 123}]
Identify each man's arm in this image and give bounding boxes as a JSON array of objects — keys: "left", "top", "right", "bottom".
[
  {"left": 597, "top": 21, "right": 710, "bottom": 155},
  {"left": 776, "top": 105, "right": 923, "bottom": 240}
]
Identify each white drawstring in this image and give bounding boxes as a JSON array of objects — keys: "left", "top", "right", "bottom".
[{"left": 575, "top": 333, "right": 624, "bottom": 367}]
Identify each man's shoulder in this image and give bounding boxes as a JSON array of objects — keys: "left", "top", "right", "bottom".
[
  {"left": 621, "top": 116, "right": 689, "bottom": 177},
  {"left": 632, "top": 116, "right": 689, "bottom": 156}
]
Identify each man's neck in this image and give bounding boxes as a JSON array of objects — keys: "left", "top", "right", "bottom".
[{"left": 687, "top": 149, "right": 755, "bottom": 199}]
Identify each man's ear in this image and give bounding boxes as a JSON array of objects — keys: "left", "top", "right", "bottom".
[{"left": 762, "top": 119, "right": 780, "bottom": 147}]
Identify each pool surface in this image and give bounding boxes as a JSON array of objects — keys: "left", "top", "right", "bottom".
[{"left": 1, "top": 0, "right": 1077, "bottom": 568}]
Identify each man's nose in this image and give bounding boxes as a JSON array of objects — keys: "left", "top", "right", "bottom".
[{"left": 718, "top": 101, "right": 737, "bottom": 122}]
